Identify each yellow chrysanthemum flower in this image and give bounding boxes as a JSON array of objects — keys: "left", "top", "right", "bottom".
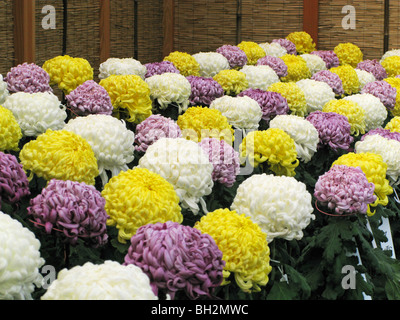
[
  {"left": 19, "top": 129, "right": 99, "bottom": 185},
  {"left": 322, "top": 99, "right": 366, "bottom": 136},
  {"left": 0, "top": 105, "right": 22, "bottom": 152},
  {"left": 334, "top": 43, "right": 363, "bottom": 68},
  {"left": 286, "top": 31, "right": 316, "bottom": 54},
  {"left": 240, "top": 129, "right": 299, "bottom": 177},
  {"left": 194, "top": 208, "right": 272, "bottom": 293},
  {"left": 102, "top": 168, "right": 183, "bottom": 243},
  {"left": 332, "top": 152, "right": 393, "bottom": 216},
  {"left": 280, "top": 54, "right": 311, "bottom": 82},
  {"left": 267, "top": 82, "right": 308, "bottom": 117},
  {"left": 164, "top": 51, "right": 200, "bottom": 77},
  {"left": 237, "top": 41, "right": 266, "bottom": 65},
  {"left": 381, "top": 56, "right": 400, "bottom": 78},
  {"left": 384, "top": 77, "right": 400, "bottom": 116},
  {"left": 213, "top": 69, "right": 249, "bottom": 96},
  {"left": 330, "top": 65, "right": 360, "bottom": 95},
  {"left": 177, "top": 106, "right": 234, "bottom": 144},
  {"left": 99, "top": 75, "right": 152, "bottom": 123},
  {"left": 386, "top": 116, "right": 400, "bottom": 133},
  {"left": 42, "top": 55, "right": 93, "bottom": 94}
]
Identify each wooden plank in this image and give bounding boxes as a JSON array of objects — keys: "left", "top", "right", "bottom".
[
  {"left": 13, "top": 0, "right": 36, "bottom": 65},
  {"left": 303, "top": 0, "right": 319, "bottom": 48},
  {"left": 100, "top": 0, "right": 111, "bottom": 62},
  {"left": 163, "top": 0, "right": 174, "bottom": 57}
]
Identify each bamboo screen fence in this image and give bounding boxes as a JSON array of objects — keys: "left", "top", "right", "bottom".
[{"left": 0, "top": 0, "right": 398, "bottom": 78}]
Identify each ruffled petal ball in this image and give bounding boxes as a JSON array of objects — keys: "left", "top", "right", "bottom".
[
  {"left": 296, "top": 79, "right": 335, "bottom": 114},
  {"left": 98, "top": 57, "right": 147, "bottom": 80},
  {"left": 258, "top": 42, "right": 287, "bottom": 58},
  {"left": 192, "top": 52, "right": 230, "bottom": 78},
  {"left": 310, "top": 50, "right": 340, "bottom": 69},
  {"left": 267, "top": 82, "right": 308, "bottom": 117},
  {"left": 144, "top": 61, "right": 180, "bottom": 78},
  {"left": 239, "top": 65, "right": 280, "bottom": 90},
  {"left": 286, "top": 31, "right": 316, "bottom": 54},
  {"left": 272, "top": 38, "right": 297, "bottom": 55},
  {"left": 231, "top": 174, "right": 314, "bottom": 243},
  {"left": 355, "top": 69, "right": 376, "bottom": 91},
  {"left": 0, "top": 212, "right": 45, "bottom": 300},
  {"left": 164, "top": 51, "right": 200, "bottom": 77},
  {"left": 362, "top": 127, "right": 400, "bottom": 143},
  {"left": 5, "top": 63, "right": 52, "bottom": 94},
  {"left": 124, "top": 221, "right": 225, "bottom": 300},
  {"left": 356, "top": 59, "right": 387, "bottom": 81},
  {"left": 215, "top": 45, "right": 248, "bottom": 69},
  {"left": 257, "top": 55, "right": 288, "bottom": 78},
  {"left": 0, "top": 105, "right": 22, "bottom": 152},
  {"left": 300, "top": 53, "right": 327, "bottom": 76},
  {"left": 330, "top": 65, "right": 360, "bottom": 96},
  {"left": 386, "top": 116, "right": 400, "bottom": 133},
  {"left": 186, "top": 76, "right": 224, "bottom": 106},
  {"left": 101, "top": 167, "right": 183, "bottom": 243},
  {"left": 361, "top": 80, "right": 396, "bottom": 111},
  {"left": 311, "top": 70, "right": 345, "bottom": 97},
  {"left": 280, "top": 54, "right": 311, "bottom": 82},
  {"left": 0, "top": 74, "right": 9, "bottom": 104},
  {"left": 334, "top": 42, "right": 364, "bottom": 68},
  {"left": 28, "top": 179, "right": 109, "bottom": 247},
  {"left": 384, "top": 77, "right": 400, "bottom": 116},
  {"left": 213, "top": 69, "right": 249, "bottom": 96},
  {"left": 237, "top": 41, "right": 266, "bottom": 65},
  {"left": 381, "top": 55, "right": 400, "bottom": 77}
]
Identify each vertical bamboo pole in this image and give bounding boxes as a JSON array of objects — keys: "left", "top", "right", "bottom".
[
  {"left": 100, "top": 0, "right": 111, "bottom": 62},
  {"left": 163, "top": 0, "right": 174, "bottom": 57},
  {"left": 13, "top": 0, "right": 36, "bottom": 65},
  {"left": 303, "top": 0, "right": 319, "bottom": 49}
]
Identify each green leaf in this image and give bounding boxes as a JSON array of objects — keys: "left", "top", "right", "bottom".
[{"left": 267, "top": 281, "right": 298, "bottom": 300}]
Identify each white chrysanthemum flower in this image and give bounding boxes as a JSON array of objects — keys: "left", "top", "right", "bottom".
[
  {"left": 138, "top": 138, "right": 214, "bottom": 215},
  {"left": 258, "top": 42, "right": 287, "bottom": 57},
  {"left": 41, "top": 261, "right": 158, "bottom": 300},
  {"left": 296, "top": 79, "right": 335, "bottom": 113},
  {"left": 380, "top": 49, "right": 400, "bottom": 63},
  {"left": 0, "top": 74, "right": 9, "bottom": 104},
  {"left": 344, "top": 93, "right": 387, "bottom": 132},
  {"left": 269, "top": 114, "right": 319, "bottom": 163},
  {"left": 239, "top": 65, "right": 280, "bottom": 90},
  {"left": 0, "top": 212, "right": 45, "bottom": 300},
  {"left": 146, "top": 73, "right": 191, "bottom": 114},
  {"left": 231, "top": 174, "right": 315, "bottom": 243},
  {"left": 356, "top": 134, "right": 400, "bottom": 184},
  {"left": 192, "top": 52, "right": 230, "bottom": 78},
  {"left": 300, "top": 54, "right": 327, "bottom": 75},
  {"left": 99, "top": 58, "right": 147, "bottom": 80},
  {"left": 3, "top": 92, "right": 66, "bottom": 137},
  {"left": 355, "top": 69, "right": 376, "bottom": 91},
  {"left": 64, "top": 114, "right": 135, "bottom": 185},
  {"left": 210, "top": 95, "right": 262, "bottom": 131}
]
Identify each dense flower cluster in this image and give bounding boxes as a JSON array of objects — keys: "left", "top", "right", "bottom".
[
  {"left": 0, "top": 105, "right": 22, "bottom": 152},
  {"left": 381, "top": 56, "right": 400, "bottom": 77},
  {"left": 384, "top": 77, "right": 400, "bottom": 116},
  {"left": 330, "top": 65, "right": 360, "bottom": 95},
  {"left": 28, "top": 179, "right": 109, "bottom": 246},
  {"left": 102, "top": 168, "right": 183, "bottom": 243},
  {"left": 296, "top": 79, "right": 335, "bottom": 113},
  {"left": 311, "top": 70, "right": 345, "bottom": 97},
  {"left": 5, "top": 63, "right": 52, "bottom": 94},
  {"left": 272, "top": 38, "right": 297, "bottom": 55},
  {"left": 164, "top": 51, "right": 200, "bottom": 76},
  {"left": 386, "top": 116, "right": 400, "bottom": 133},
  {"left": 300, "top": 53, "right": 327, "bottom": 76},
  {"left": 334, "top": 43, "right": 364, "bottom": 68},
  {"left": 310, "top": 50, "right": 339, "bottom": 69},
  {"left": 356, "top": 59, "right": 387, "bottom": 81},
  {"left": 361, "top": 80, "right": 397, "bottom": 110},
  {"left": 0, "top": 74, "right": 9, "bottom": 104},
  {"left": 258, "top": 42, "right": 287, "bottom": 57},
  {"left": 215, "top": 45, "right": 248, "bottom": 69},
  {"left": 212, "top": 69, "right": 248, "bottom": 96},
  {"left": 237, "top": 41, "right": 266, "bottom": 65},
  {"left": 286, "top": 31, "right": 316, "bottom": 54},
  {"left": 280, "top": 54, "right": 311, "bottom": 82},
  {"left": 362, "top": 127, "right": 400, "bottom": 143},
  {"left": 267, "top": 82, "right": 308, "bottom": 117},
  {"left": 355, "top": 69, "right": 376, "bottom": 91},
  {"left": 194, "top": 208, "right": 272, "bottom": 292},
  {"left": 186, "top": 76, "right": 224, "bottom": 106},
  {"left": 239, "top": 65, "right": 280, "bottom": 90},
  {"left": 144, "top": 61, "right": 180, "bottom": 78},
  {"left": 98, "top": 58, "right": 147, "bottom": 80},
  {"left": 257, "top": 55, "right": 288, "bottom": 78},
  {"left": 124, "top": 221, "right": 225, "bottom": 299},
  {"left": 192, "top": 52, "right": 230, "bottom": 77}
]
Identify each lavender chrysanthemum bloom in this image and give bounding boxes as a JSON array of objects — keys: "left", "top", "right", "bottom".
[
  {"left": 198, "top": 138, "right": 240, "bottom": 187},
  {"left": 361, "top": 80, "right": 396, "bottom": 110},
  {"left": 311, "top": 70, "right": 344, "bottom": 96},
  {"left": 5, "top": 63, "right": 53, "bottom": 94},
  {"left": 144, "top": 61, "right": 180, "bottom": 78},
  {"left": 124, "top": 221, "right": 225, "bottom": 300},
  {"left": 361, "top": 128, "right": 400, "bottom": 143},
  {"left": 0, "top": 152, "right": 30, "bottom": 210},
  {"left": 238, "top": 88, "right": 289, "bottom": 122},
  {"left": 216, "top": 45, "right": 248, "bottom": 69},
  {"left": 306, "top": 111, "right": 354, "bottom": 151},
  {"left": 315, "top": 165, "right": 377, "bottom": 215},
  {"left": 310, "top": 51, "right": 339, "bottom": 69},
  {"left": 272, "top": 38, "right": 297, "bottom": 55},
  {"left": 256, "top": 56, "right": 288, "bottom": 78},
  {"left": 65, "top": 80, "right": 113, "bottom": 116},
  {"left": 356, "top": 59, "right": 387, "bottom": 81},
  {"left": 27, "top": 179, "right": 109, "bottom": 247},
  {"left": 135, "top": 115, "right": 182, "bottom": 153},
  {"left": 186, "top": 76, "right": 224, "bottom": 106}
]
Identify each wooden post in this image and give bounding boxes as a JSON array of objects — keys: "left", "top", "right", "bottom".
[
  {"left": 303, "top": 0, "right": 319, "bottom": 49},
  {"left": 13, "top": 0, "right": 36, "bottom": 65},
  {"left": 100, "top": 0, "right": 111, "bottom": 62},
  {"left": 163, "top": 0, "right": 174, "bottom": 57}
]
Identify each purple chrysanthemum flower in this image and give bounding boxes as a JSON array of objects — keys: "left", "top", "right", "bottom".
[
  {"left": 311, "top": 70, "right": 344, "bottom": 96},
  {"left": 310, "top": 51, "right": 340, "bottom": 69},
  {"left": 314, "top": 165, "right": 377, "bottom": 215},
  {"left": 356, "top": 59, "right": 387, "bottom": 81},
  {"left": 257, "top": 55, "right": 288, "bottom": 78},
  {"left": 216, "top": 45, "right": 248, "bottom": 69},
  {"left": 27, "top": 179, "right": 109, "bottom": 247},
  {"left": 124, "top": 221, "right": 225, "bottom": 300},
  {"left": 238, "top": 88, "right": 289, "bottom": 122},
  {"left": 306, "top": 111, "right": 354, "bottom": 151},
  {"left": 0, "top": 152, "right": 30, "bottom": 209},
  {"left": 361, "top": 128, "right": 400, "bottom": 143},
  {"left": 65, "top": 80, "right": 113, "bottom": 116},
  {"left": 145, "top": 61, "right": 180, "bottom": 78},
  {"left": 186, "top": 76, "right": 224, "bottom": 106},
  {"left": 198, "top": 138, "right": 240, "bottom": 187},
  {"left": 5, "top": 63, "right": 53, "bottom": 94},
  {"left": 272, "top": 38, "right": 297, "bottom": 55},
  {"left": 361, "top": 80, "right": 396, "bottom": 110},
  {"left": 135, "top": 114, "right": 182, "bottom": 153}
]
